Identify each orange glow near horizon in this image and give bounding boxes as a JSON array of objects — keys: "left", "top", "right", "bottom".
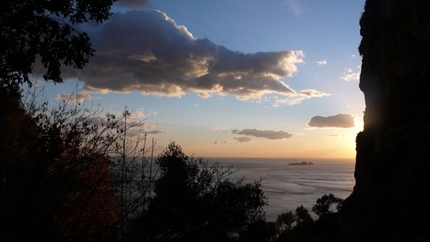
[{"left": 181, "top": 134, "right": 357, "bottom": 161}]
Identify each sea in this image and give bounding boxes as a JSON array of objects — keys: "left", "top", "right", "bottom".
[{"left": 207, "top": 158, "right": 356, "bottom": 222}]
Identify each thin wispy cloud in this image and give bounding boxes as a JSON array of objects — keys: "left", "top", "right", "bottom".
[
  {"left": 80, "top": 112, "right": 164, "bottom": 138},
  {"left": 139, "top": 122, "right": 165, "bottom": 136},
  {"left": 285, "top": 0, "right": 304, "bottom": 16},
  {"left": 54, "top": 93, "right": 94, "bottom": 104},
  {"left": 307, "top": 114, "right": 355, "bottom": 128},
  {"left": 32, "top": 80, "right": 45, "bottom": 88},
  {"left": 215, "top": 126, "right": 227, "bottom": 130},
  {"left": 234, "top": 137, "right": 252, "bottom": 143},
  {"left": 51, "top": 10, "right": 327, "bottom": 105},
  {"left": 316, "top": 60, "right": 327, "bottom": 66},
  {"left": 274, "top": 89, "right": 329, "bottom": 106},
  {"left": 340, "top": 67, "right": 360, "bottom": 81},
  {"left": 145, "top": 130, "right": 165, "bottom": 135},
  {"left": 128, "top": 109, "right": 145, "bottom": 119},
  {"left": 232, "top": 128, "right": 293, "bottom": 140}
]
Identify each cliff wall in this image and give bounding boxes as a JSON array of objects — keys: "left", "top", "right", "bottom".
[{"left": 342, "top": 1, "right": 430, "bottom": 241}]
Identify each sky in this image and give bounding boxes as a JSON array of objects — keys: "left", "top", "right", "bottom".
[{"left": 34, "top": 0, "right": 366, "bottom": 160}]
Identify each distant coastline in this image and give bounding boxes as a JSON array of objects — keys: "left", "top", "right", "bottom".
[{"left": 288, "top": 161, "right": 314, "bottom": 166}]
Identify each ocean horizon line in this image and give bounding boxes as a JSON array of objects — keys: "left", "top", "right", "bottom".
[{"left": 206, "top": 157, "right": 356, "bottom": 164}]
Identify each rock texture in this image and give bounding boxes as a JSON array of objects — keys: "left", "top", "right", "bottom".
[{"left": 342, "top": 1, "right": 430, "bottom": 241}]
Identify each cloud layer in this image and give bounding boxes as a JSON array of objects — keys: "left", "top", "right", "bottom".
[
  {"left": 307, "top": 114, "right": 355, "bottom": 128},
  {"left": 55, "top": 10, "right": 327, "bottom": 104},
  {"left": 232, "top": 128, "right": 293, "bottom": 140},
  {"left": 116, "top": 0, "right": 151, "bottom": 7}
]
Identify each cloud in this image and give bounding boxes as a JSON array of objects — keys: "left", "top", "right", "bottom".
[
  {"left": 274, "top": 89, "right": 330, "bottom": 106},
  {"left": 32, "top": 79, "right": 45, "bottom": 88},
  {"left": 285, "top": 0, "right": 304, "bottom": 16},
  {"left": 129, "top": 109, "right": 145, "bottom": 119},
  {"left": 145, "top": 130, "right": 165, "bottom": 135},
  {"left": 54, "top": 93, "right": 94, "bottom": 104},
  {"left": 128, "top": 122, "right": 164, "bottom": 136},
  {"left": 215, "top": 126, "right": 227, "bottom": 130},
  {"left": 339, "top": 68, "right": 360, "bottom": 81},
  {"left": 316, "top": 60, "right": 327, "bottom": 66},
  {"left": 54, "top": 10, "right": 325, "bottom": 105},
  {"left": 307, "top": 114, "right": 355, "bottom": 128},
  {"left": 116, "top": 0, "right": 151, "bottom": 7},
  {"left": 86, "top": 113, "right": 163, "bottom": 137},
  {"left": 232, "top": 128, "right": 293, "bottom": 140},
  {"left": 233, "top": 137, "right": 252, "bottom": 143},
  {"left": 295, "top": 133, "right": 308, "bottom": 136},
  {"left": 125, "top": 128, "right": 164, "bottom": 138}
]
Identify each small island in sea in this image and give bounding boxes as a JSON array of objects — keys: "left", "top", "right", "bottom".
[{"left": 288, "top": 161, "right": 314, "bottom": 166}]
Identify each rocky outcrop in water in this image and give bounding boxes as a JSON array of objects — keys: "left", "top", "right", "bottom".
[
  {"left": 342, "top": 1, "right": 430, "bottom": 241},
  {"left": 288, "top": 161, "right": 313, "bottom": 165}
]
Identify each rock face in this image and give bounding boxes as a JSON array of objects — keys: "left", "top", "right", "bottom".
[{"left": 342, "top": 1, "right": 430, "bottom": 241}]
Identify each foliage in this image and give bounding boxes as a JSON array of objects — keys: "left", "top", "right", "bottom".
[
  {"left": 1, "top": 87, "right": 268, "bottom": 242},
  {"left": 238, "top": 219, "right": 277, "bottom": 242},
  {"left": 237, "top": 195, "right": 345, "bottom": 242},
  {"left": 1, "top": 87, "right": 353, "bottom": 242},
  {"left": 128, "top": 142, "right": 268, "bottom": 242},
  {"left": 275, "top": 194, "right": 347, "bottom": 242},
  {"left": 312, "top": 193, "right": 344, "bottom": 217},
  {"left": 0, "top": 88, "right": 145, "bottom": 241},
  {"left": 276, "top": 211, "right": 296, "bottom": 231},
  {"left": 0, "top": 0, "right": 116, "bottom": 92},
  {"left": 295, "top": 205, "right": 314, "bottom": 225}
]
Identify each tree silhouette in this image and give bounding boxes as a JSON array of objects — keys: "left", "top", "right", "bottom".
[
  {"left": 128, "top": 142, "right": 267, "bottom": 242},
  {"left": 108, "top": 109, "right": 158, "bottom": 241},
  {"left": 276, "top": 211, "right": 296, "bottom": 231},
  {"left": 238, "top": 219, "right": 277, "bottom": 242},
  {"left": 295, "top": 205, "right": 313, "bottom": 225},
  {"left": 275, "top": 194, "right": 351, "bottom": 242},
  {"left": 312, "top": 193, "right": 344, "bottom": 217},
  {"left": 1, "top": 0, "right": 116, "bottom": 92},
  {"left": 0, "top": 93, "right": 144, "bottom": 241}
]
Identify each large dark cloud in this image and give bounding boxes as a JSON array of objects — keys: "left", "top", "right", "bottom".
[
  {"left": 307, "top": 114, "right": 355, "bottom": 128},
  {"left": 116, "top": 0, "right": 151, "bottom": 7},
  {"left": 232, "top": 129, "right": 293, "bottom": 140},
  {"left": 57, "top": 10, "right": 326, "bottom": 103}
]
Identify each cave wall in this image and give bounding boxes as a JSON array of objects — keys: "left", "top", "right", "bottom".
[{"left": 342, "top": 0, "right": 430, "bottom": 241}]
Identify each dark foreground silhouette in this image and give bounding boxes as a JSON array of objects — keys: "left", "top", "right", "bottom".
[{"left": 3, "top": 0, "right": 430, "bottom": 241}]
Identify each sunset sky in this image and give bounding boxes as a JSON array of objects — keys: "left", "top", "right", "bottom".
[{"left": 35, "top": 0, "right": 366, "bottom": 159}]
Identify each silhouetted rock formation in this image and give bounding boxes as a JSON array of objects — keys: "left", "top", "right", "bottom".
[{"left": 342, "top": 1, "right": 430, "bottom": 241}]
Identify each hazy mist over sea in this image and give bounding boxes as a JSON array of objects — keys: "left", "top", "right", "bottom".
[{"left": 209, "top": 158, "right": 355, "bottom": 221}]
